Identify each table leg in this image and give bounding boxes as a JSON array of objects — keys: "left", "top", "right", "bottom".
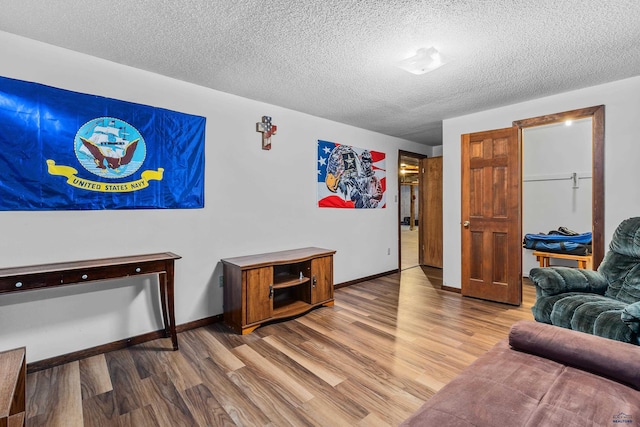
[
  {"left": 160, "top": 264, "right": 178, "bottom": 350},
  {"left": 159, "top": 272, "right": 169, "bottom": 336}
]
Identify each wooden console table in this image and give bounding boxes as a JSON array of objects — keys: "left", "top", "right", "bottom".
[{"left": 0, "top": 252, "right": 181, "bottom": 351}]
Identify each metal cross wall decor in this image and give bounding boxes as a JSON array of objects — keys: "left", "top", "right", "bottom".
[{"left": 256, "top": 116, "right": 277, "bottom": 150}]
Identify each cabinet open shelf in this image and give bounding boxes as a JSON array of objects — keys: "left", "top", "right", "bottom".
[
  {"left": 273, "top": 274, "right": 310, "bottom": 289},
  {"left": 221, "top": 247, "right": 335, "bottom": 334},
  {"left": 273, "top": 300, "right": 312, "bottom": 318}
]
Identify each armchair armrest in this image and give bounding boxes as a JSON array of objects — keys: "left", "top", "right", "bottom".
[
  {"left": 622, "top": 301, "right": 640, "bottom": 335},
  {"left": 528, "top": 266, "right": 608, "bottom": 297}
]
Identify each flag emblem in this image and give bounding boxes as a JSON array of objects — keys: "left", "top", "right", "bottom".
[
  {"left": 75, "top": 117, "right": 146, "bottom": 179},
  {"left": 47, "top": 116, "right": 163, "bottom": 194}
]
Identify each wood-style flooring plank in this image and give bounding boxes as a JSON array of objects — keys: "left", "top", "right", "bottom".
[
  {"left": 247, "top": 333, "right": 371, "bottom": 423},
  {"left": 79, "top": 354, "right": 113, "bottom": 401},
  {"left": 261, "top": 335, "right": 346, "bottom": 387},
  {"left": 333, "top": 306, "right": 418, "bottom": 342},
  {"left": 25, "top": 267, "right": 536, "bottom": 426},
  {"left": 26, "top": 362, "right": 83, "bottom": 427},
  {"left": 117, "top": 404, "right": 160, "bottom": 427},
  {"left": 182, "top": 383, "right": 236, "bottom": 427},
  {"left": 224, "top": 363, "right": 320, "bottom": 427},
  {"left": 335, "top": 377, "right": 427, "bottom": 426},
  {"left": 81, "top": 390, "right": 118, "bottom": 427},
  {"left": 193, "top": 357, "right": 272, "bottom": 426},
  {"left": 296, "top": 395, "right": 365, "bottom": 426},
  {"left": 232, "top": 343, "right": 314, "bottom": 404},
  {"left": 130, "top": 339, "right": 203, "bottom": 393},
  {"left": 139, "top": 372, "right": 198, "bottom": 426},
  {"left": 163, "top": 347, "right": 204, "bottom": 392},
  {"left": 187, "top": 327, "right": 246, "bottom": 372},
  {"left": 104, "top": 350, "right": 148, "bottom": 416}
]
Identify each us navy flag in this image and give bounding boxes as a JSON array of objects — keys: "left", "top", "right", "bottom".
[{"left": 0, "top": 75, "right": 205, "bottom": 210}]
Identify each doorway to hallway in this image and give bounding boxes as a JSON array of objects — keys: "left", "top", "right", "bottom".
[{"left": 399, "top": 151, "right": 423, "bottom": 270}]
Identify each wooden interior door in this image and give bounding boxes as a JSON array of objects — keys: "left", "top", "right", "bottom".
[
  {"left": 420, "top": 157, "right": 443, "bottom": 267},
  {"left": 461, "top": 127, "right": 521, "bottom": 305}
]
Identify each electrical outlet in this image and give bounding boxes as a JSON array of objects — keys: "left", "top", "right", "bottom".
[
  {"left": 387, "top": 248, "right": 391, "bottom": 255},
  {"left": 218, "top": 276, "right": 224, "bottom": 287}
]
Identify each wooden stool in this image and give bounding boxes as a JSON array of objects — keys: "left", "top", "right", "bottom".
[
  {"left": 0, "top": 347, "right": 26, "bottom": 427},
  {"left": 533, "top": 251, "right": 593, "bottom": 270}
]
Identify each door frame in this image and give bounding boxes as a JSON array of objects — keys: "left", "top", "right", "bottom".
[
  {"left": 398, "top": 150, "right": 427, "bottom": 270},
  {"left": 513, "top": 105, "right": 605, "bottom": 270}
]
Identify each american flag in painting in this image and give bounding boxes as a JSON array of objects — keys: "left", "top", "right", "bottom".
[{"left": 317, "top": 140, "right": 386, "bottom": 208}]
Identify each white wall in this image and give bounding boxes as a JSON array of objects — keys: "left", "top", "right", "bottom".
[
  {"left": 0, "top": 31, "right": 430, "bottom": 362},
  {"left": 443, "top": 76, "right": 640, "bottom": 289}
]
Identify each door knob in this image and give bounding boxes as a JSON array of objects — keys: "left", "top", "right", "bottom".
[{"left": 463, "top": 221, "right": 470, "bottom": 228}]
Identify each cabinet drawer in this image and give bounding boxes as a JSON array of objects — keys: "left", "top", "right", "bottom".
[
  {"left": 62, "top": 267, "right": 114, "bottom": 284},
  {"left": 0, "top": 272, "right": 63, "bottom": 293},
  {"left": 122, "top": 260, "right": 168, "bottom": 276},
  {"left": 61, "top": 261, "right": 167, "bottom": 284}
]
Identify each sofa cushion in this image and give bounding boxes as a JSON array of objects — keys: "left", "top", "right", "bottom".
[
  {"left": 401, "top": 321, "right": 640, "bottom": 426},
  {"left": 569, "top": 300, "right": 627, "bottom": 334},
  {"left": 509, "top": 320, "right": 640, "bottom": 389},
  {"left": 399, "top": 339, "right": 563, "bottom": 427},
  {"left": 593, "top": 309, "right": 636, "bottom": 343},
  {"left": 549, "top": 294, "right": 614, "bottom": 329},
  {"left": 532, "top": 292, "right": 585, "bottom": 324},
  {"left": 524, "top": 366, "right": 640, "bottom": 427},
  {"left": 622, "top": 302, "right": 640, "bottom": 334}
]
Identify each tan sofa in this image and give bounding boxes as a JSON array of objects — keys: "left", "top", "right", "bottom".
[{"left": 401, "top": 320, "right": 640, "bottom": 426}]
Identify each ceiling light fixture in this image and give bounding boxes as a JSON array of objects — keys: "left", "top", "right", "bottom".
[{"left": 397, "top": 47, "right": 446, "bottom": 75}]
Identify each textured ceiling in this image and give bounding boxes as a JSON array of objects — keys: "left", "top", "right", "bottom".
[{"left": 1, "top": 1, "right": 639, "bottom": 146}]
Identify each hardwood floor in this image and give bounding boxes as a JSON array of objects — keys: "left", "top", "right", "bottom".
[
  {"left": 25, "top": 267, "right": 535, "bottom": 426},
  {"left": 400, "top": 225, "right": 419, "bottom": 270}
]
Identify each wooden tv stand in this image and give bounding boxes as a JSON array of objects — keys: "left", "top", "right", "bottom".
[{"left": 221, "top": 247, "right": 335, "bottom": 334}]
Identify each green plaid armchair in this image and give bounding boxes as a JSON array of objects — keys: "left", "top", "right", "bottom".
[{"left": 529, "top": 217, "right": 640, "bottom": 344}]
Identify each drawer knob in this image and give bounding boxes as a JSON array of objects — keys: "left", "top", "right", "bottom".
[
  {"left": 135, "top": 267, "right": 141, "bottom": 273},
  {"left": 15, "top": 281, "right": 22, "bottom": 288},
  {"left": 82, "top": 274, "right": 88, "bottom": 280}
]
